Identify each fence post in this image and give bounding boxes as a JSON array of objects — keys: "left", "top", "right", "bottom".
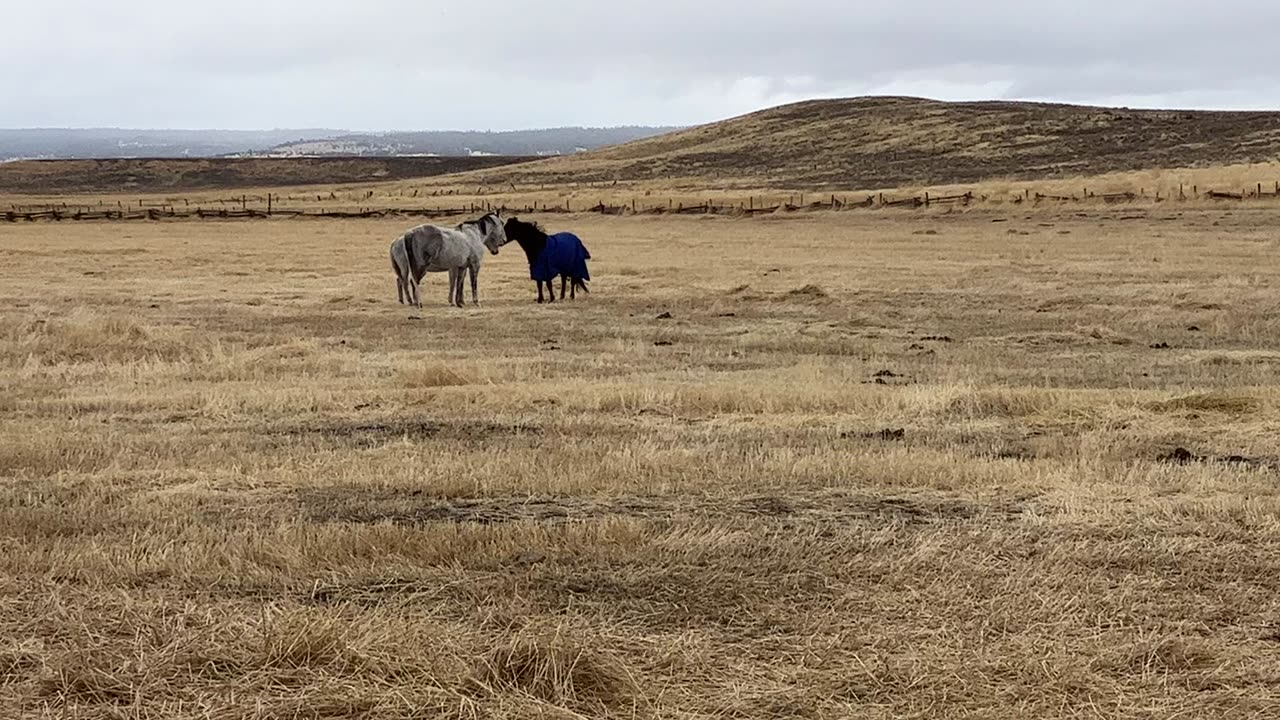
[{"left": 924, "top": 192, "right": 930, "bottom": 207}]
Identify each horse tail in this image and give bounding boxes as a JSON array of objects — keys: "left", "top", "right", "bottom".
[
  {"left": 391, "top": 240, "right": 407, "bottom": 304},
  {"left": 574, "top": 236, "right": 591, "bottom": 284},
  {"left": 403, "top": 233, "right": 424, "bottom": 281}
]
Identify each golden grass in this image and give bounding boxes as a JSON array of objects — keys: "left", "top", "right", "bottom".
[
  {"left": 4, "top": 205, "right": 1280, "bottom": 717},
  {"left": 7, "top": 160, "right": 1280, "bottom": 220}
]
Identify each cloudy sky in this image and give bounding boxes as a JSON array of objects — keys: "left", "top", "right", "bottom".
[{"left": 5, "top": 0, "right": 1279, "bottom": 130}]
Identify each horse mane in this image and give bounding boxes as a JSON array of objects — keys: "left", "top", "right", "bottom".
[
  {"left": 459, "top": 211, "right": 503, "bottom": 235},
  {"left": 459, "top": 216, "right": 487, "bottom": 234}
]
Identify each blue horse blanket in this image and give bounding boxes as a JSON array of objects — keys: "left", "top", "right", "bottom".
[{"left": 530, "top": 232, "right": 591, "bottom": 283}]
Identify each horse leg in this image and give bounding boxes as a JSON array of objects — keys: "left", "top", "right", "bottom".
[
  {"left": 470, "top": 264, "right": 480, "bottom": 305},
  {"left": 546, "top": 281, "right": 555, "bottom": 303},
  {"left": 536, "top": 281, "right": 543, "bottom": 303},
  {"left": 399, "top": 270, "right": 412, "bottom": 306},
  {"left": 569, "top": 277, "right": 576, "bottom": 300},
  {"left": 560, "top": 276, "right": 567, "bottom": 300}
]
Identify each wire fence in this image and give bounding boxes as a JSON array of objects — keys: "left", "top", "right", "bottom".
[{"left": 6, "top": 182, "right": 1280, "bottom": 222}]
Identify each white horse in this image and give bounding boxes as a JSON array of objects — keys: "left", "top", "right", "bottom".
[{"left": 390, "top": 211, "right": 507, "bottom": 308}]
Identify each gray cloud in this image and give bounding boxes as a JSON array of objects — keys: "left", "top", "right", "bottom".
[{"left": 5, "top": 0, "right": 1279, "bottom": 129}]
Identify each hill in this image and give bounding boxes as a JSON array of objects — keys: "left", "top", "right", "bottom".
[
  {"left": 462, "top": 97, "right": 1280, "bottom": 189},
  {"left": 0, "top": 126, "right": 679, "bottom": 162},
  {"left": 0, "top": 156, "right": 536, "bottom": 194},
  {"left": 259, "top": 127, "right": 682, "bottom": 158},
  {"left": 0, "top": 129, "right": 344, "bottom": 161}
]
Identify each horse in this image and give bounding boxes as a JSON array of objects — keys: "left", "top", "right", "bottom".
[
  {"left": 501, "top": 217, "right": 591, "bottom": 303},
  {"left": 390, "top": 211, "right": 507, "bottom": 308}
]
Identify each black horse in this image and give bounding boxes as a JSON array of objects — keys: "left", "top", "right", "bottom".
[{"left": 502, "top": 218, "right": 591, "bottom": 303}]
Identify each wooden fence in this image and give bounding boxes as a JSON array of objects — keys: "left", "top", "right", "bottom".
[{"left": 6, "top": 183, "right": 1280, "bottom": 223}]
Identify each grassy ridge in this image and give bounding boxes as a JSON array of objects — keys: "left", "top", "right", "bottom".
[{"left": 463, "top": 96, "right": 1280, "bottom": 188}]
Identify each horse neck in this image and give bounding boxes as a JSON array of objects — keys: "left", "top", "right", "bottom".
[
  {"left": 514, "top": 232, "right": 547, "bottom": 264},
  {"left": 460, "top": 221, "right": 495, "bottom": 246}
]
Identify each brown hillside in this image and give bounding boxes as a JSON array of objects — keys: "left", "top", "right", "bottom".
[
  {"left": 0, "top": 155, "right": 536, "bottom": 194},
  {"left": 469, "top": 97, "right": 1280, "bottom": 189}
]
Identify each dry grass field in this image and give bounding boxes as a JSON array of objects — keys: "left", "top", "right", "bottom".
[
  {"left": 4, "top": 205, "right": 1280, "bottom": 718},
  {"left": 0, "top": 157, "right": 535, "bottom": 196}
]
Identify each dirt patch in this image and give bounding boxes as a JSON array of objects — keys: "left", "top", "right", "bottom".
[
  {"left": 842, "top": 428, "right": 906, "bottom": 442},
  {"left": 270, "top": 418, "right": 539, "bottom": 448},
  {"left": 782, "top": 285, "right": 830, "bottom": 301},
  {"left": 306, "top": 491, "right": 1006, "bottom": 528},
  {"left": 990, "top": 328, "right": 1134, "bottom": 348},
  {"left": 1145, "top": 393, "right": 1261, "bottom": 417},
  {"left": 1158, "top": 447, "right": 1277, "bottom": 470},
  {"left": 866, "top": 370, "right": 912, "bottom": 386},
  {"left": 1078, "top": 326, "right": 1136, "bottom": 345}
]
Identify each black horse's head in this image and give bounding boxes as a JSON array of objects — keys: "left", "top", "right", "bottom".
[
  {"left": 503, "top": 217, "right": 550, "bottom": 263},
  {"left": 503, "top": 217, "right": 546, "bottom": 242}
]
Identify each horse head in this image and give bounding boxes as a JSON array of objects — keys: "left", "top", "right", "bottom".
[
  {"left": 477, "top": 211, "right": 507, "bottom": 255},
  {"left": 504, "top": 218, "right": 545, "bottom": 242}
]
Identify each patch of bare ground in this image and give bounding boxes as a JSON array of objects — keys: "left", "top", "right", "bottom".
[{"left": 301, "top": 489, "right": 1002, "bottom": 527}]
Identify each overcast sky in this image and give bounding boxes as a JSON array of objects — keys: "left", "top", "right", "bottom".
[{"left": 5, "top": 0, "right": 1279, "bottom": 130}]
